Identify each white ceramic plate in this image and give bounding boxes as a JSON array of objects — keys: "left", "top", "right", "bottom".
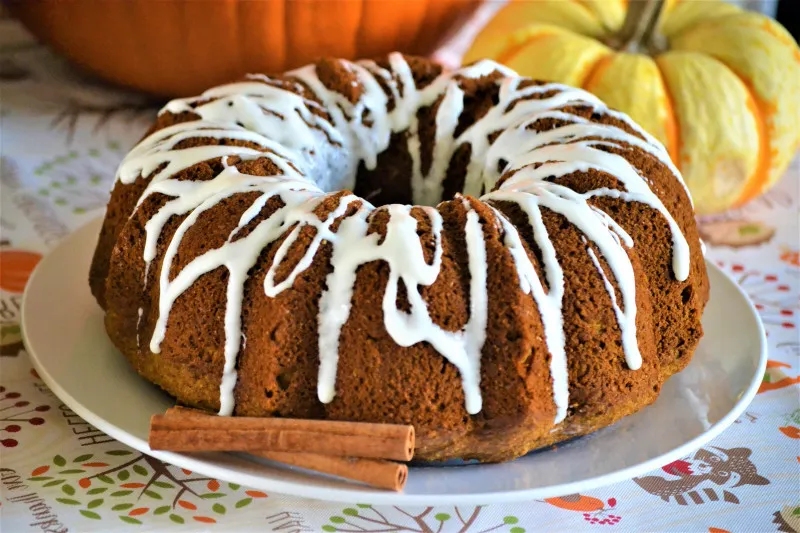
[{"left": 22, "top": 217, "right": 767, "bottom": 505}]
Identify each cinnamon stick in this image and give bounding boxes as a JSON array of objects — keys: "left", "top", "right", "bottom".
[
  {"left": 252, "top": 451, "right": 407, "bottom": 491},
  {"left": 157, "top": 407, "right": 409, "bottom": 491},
  {"left": 150, "top": 407, "right": 414, "bottom": 461}
]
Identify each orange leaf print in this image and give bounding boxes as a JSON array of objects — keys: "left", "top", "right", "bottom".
[
  {"left": 245, "top": 490, "right": 267, "bottom": 498},
  {"left": 121, "top": 483, "right": 146, "bottom": 488},
  {"left": 709, "top": 528, "right": 732, "bottom": 533},
  {"left": 193, "top": 516, "right": 216, "bottom": 524},
  {"left": 31, "top": 466, "right": 50, "bottom": 476},
  {"left": 181, "top": 469, "right": 192, "bottom": 475},
  {"left": 78, "top": 478, "right": 91, "bottom": 488},
  {"left": 545, "top": 494, "right": 605, "bottom": 512},
  {"left": 129, "top": 508, "right": 149, "bottom": 516},
  {"left": 759, "top": 376, "right": 800, "bottom": 393},
  {"left": 767, "top": 360, "right": 791, "bottom": 368},
  {"left": 779, "top": 426, "right": 800, "bottom": 439},
  {"left": 178, "top": 500, "right": 197, "bottom": 510},
  {"left": 0, "top": 250, "right": 42, "bottom": 293},
  {"left": 82, "top": 462, "right": 109, "bottom": 467},
  {"left": 780, "top": 248, "right": 799, "bottom": 267},
  {"left": 207, "top": 480, "right": 220, "bottom": 492}
]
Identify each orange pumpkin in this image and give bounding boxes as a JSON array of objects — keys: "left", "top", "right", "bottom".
[
  {"left": 10, "top": 0, "right": 480, "bottom": 97},
  {"left": 0, "top": 250, "right": 42, "bottom": 294}
]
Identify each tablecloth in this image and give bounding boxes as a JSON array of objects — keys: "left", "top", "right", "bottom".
[{"left": 1, "top": 17, "right": 798, "bottom": 533}]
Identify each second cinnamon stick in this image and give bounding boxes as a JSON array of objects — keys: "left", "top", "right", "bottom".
[{"left": 252, "top": 451, "right": 408, "bottom": 491}]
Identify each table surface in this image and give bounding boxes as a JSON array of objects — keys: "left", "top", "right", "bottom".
[{"left": 1, "top": 18, "right": 798, "bottom": 533}]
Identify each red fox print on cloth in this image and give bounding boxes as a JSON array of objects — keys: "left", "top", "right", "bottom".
[{"left": 634, "top": 447, "right": 769, "bottom": 505}]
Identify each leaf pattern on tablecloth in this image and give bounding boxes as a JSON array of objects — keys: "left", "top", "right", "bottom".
[
  {"left": 762, "top": 361, "right": 800, "bottom": 395},
  {"left": 0, "top": 385, "right": 50, "bottom": 448},
  {"left": 773, "top": 505, "right": 800, "bottom": 533},
  {"left": 543, "top": 495, "right": 623, "bottom": 526},
  {"left": 0, "top": 242, "right": 41, "bottom": 360},
  {"left": 0, "top": 247, "right": 41, "bottom": 296},
  {"left": 717, "top": 263, "right": 798, "bottom": 332},
  {"left": 779, "top": 248, "right": 799, "bottom": 268},
  {"left": 321, "top": 505, "right": 525, "bottom": 533},
  {"left": 27, "top": 451, "right": 267, "bottom": 526},
  {"left": 32, "top": 141, "right": 124, "bottom": 215},
  {"left": 777, "top": 409, "right": 800, "bottom": 441},
  {"left": 714, "top": 262, "right": 800, "bottom": 397}
]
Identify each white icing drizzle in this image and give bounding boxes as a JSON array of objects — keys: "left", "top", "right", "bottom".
[
  {"left": 114, "top": 53, "right": 694, "bottom": 420},
  {"left": 489, "top": 206, "right": 569, "bottom": 421},
  {"left": 317, "top": 202, "right": 486, "bottom": 413}
]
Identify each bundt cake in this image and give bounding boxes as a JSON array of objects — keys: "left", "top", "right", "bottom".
[{"left": 89, "top": 53, "right": 709, "bottom": 463}]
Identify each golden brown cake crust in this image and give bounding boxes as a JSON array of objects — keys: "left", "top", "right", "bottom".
[{"left": 90, "top": 55, "right": 708, "bottom": 462}]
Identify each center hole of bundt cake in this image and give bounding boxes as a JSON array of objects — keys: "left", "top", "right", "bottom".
[
  {"left": 353, "top": 171, "right": 414, "bottom": 207},
  {"left": 350, "top": 150, "right": 471, "bottom": 207},
  {"left": 348, "top": 132, "right": 473, "bottom": 207},
  {"left": 351, "top": 152, "right": 419, "bottom": 207}
]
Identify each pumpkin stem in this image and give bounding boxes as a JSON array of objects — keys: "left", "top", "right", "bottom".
[{"left": 611, "top": 0, "right": 667, "bottom": 54}]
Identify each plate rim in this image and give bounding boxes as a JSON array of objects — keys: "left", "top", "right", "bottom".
[{"left": 22, "top": 216, "right": 769, "bottom": 505}]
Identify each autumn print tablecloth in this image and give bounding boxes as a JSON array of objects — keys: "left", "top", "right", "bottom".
[{"left": 1, "top": 17, "right": 799, "bottom": 533}]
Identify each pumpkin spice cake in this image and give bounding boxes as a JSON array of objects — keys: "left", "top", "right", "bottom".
[{"left": 89, "top": 54, "right": 708, "bottom": 462}]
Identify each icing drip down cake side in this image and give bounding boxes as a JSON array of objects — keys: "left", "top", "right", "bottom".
[{"left": 89, "top": 54, "right": 709, "bottom": 463}]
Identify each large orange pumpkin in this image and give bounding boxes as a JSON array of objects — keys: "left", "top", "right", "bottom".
[
  {"left": 11, "top": 0, "right": 480, "bottom": 97},
  {"left": 465, "top": 0, "right": 800, "bottom": 214}
]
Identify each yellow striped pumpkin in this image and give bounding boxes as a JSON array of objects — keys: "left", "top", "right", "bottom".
[{"left": 465, "top": 0, "right": 800, "bottom": 214}]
